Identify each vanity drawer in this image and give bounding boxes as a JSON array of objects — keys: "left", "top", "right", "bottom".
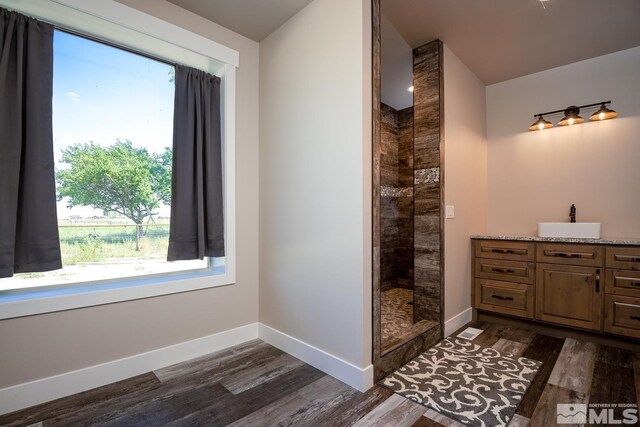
[
  {"left": 474, "top": 240, "right": 535, "bottom": 262},
  {"left": 605, "top": 269, "right": 640, "bottom": 297},
  {"left": 474, "top": 279, "right": 533, "bottom": 319},
  {"left": 537, "top": 243, "right": 603, "bottom": 267},
  {"left": 475, "top": 258, "right": 535, "bottom": 284},
  {"left": 604, "top": 295, "right": 640, "bottom": 339},
  {"left": 606, "top": 247, "right": 640, "bottom": 271}
]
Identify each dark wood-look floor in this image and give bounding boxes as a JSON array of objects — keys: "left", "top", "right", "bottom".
[{"left": 3, "top": 321, "right": 640, "bottom": 426}]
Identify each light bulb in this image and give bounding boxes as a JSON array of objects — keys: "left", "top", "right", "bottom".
[
  {"left": 538, "top": 122, "right": 545, "bottom": 130},
  {"left": 599, "top": 112, "right": 606, "bottom": 120},
  {"left": 568, "top": 117, "right": 574, "bottom": 125},
  {"left": 407, "top": 86, "right": 414, "bottom": 92}
]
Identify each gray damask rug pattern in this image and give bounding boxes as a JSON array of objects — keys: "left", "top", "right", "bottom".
[{"left": 381, "top": 338, "right": 541, "bottom": 427}]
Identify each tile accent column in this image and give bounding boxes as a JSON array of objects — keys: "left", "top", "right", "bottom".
[{"left": 413, "top": 40, "right": 443, "bottom": 324}]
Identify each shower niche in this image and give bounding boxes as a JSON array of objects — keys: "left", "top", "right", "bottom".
[{"left": 373, "top": 0, "right": 444, "bottom": 380}]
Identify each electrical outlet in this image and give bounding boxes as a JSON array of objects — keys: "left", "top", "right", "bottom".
[{"left": 445, "top": 205, "right": 455, "bottom": 219}]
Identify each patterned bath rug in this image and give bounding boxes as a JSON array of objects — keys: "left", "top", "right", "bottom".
[{"left": 381, "top": 337, "right": 541, "bottom": 427}]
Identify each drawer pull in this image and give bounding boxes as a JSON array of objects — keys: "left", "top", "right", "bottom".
[
  {"left": 630, "top": 315, "right": 640, "bottom": 322},
  {"left": 491, "top": 294, "right": 514, "bottom": 301},
  {"left": 627, "top": 281, "right": 640, "bottom": 287},
  {"left": 491, "top": 267, "right": 516, "bottom": 274},
  {"left": 545, "top": 251, "right": 592, "bottom": 259},
  {"left": 488, "top": 248, "right": 526, "bottom": 255},
  {"left": 616, "top": 255, "right": 640, "bottom": 263}
]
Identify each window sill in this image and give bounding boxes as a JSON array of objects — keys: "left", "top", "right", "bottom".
[{"left": 0, "top": 266, "right": 233, "bottom": 320}]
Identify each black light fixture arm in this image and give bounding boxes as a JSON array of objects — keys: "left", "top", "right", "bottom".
[{"left": 534, "top": 101, "right": 611, "bottom": 118}]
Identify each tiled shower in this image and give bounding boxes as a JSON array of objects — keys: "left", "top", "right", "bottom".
[{"left": 378, "top": 40, "right": 442, "bottom": 355}]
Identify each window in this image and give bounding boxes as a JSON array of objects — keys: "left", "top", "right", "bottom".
[
  {"left": 0, "top": 31, "right": 213, "bottom": 293},
  {"left": 0, "top": 0, "right": 237, "bottom": 318}
]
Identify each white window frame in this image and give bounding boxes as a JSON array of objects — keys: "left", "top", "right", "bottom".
[{"left": 0, "top": 0, "right": 237, "bottom": 320}]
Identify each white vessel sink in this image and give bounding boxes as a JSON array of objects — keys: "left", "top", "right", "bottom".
[{"left": 538, "top": 222, "right": 601, "bottom": 239}]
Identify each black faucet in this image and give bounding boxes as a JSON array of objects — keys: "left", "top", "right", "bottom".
[{"left": 570, "top": 204, "right": 576, "bottom": 223}]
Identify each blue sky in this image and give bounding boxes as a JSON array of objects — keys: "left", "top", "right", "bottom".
[{"left": 53, "top": 30, "right": 175, "bottom": 218}]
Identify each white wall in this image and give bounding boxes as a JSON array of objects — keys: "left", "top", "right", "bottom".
[
  {"left": 443, "top": 45, "right": 487, "bottom": 327},
  {"left": 259, "top": 0, "right": 372, "bottom": 371},
  {"left": 486, "top": 47, "right": 640, "bottom": 238},
  {"left": 0, "top": 0, "right": 260, "bottom": 389}
]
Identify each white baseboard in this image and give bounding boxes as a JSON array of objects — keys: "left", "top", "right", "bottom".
[
  {"left": 258, "top": 323, "right": 373, "bottom": 392},
  {"left": 0, "top": 321, "right": 375, "bottom": 415},
  {"left": 0, "top": 322, "right": 259, "bottom": 416},
  {"left": 444, "top": 307, "right": 473, "bottom": 337}
]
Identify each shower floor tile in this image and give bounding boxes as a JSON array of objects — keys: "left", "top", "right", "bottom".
[
  {"left": 381, "top": 288, "right": 438, "bottom": 354},
  {"left": 381, "top": 288, "right": 414, "bottom": 343}
]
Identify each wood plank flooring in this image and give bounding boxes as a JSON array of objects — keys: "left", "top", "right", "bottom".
[{"left": 2, "top": 321, "right": 640, "bottom": 426}]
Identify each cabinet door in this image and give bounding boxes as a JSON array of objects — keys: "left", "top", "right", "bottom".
[{"left": 535, "top": 263, "right": 602, "bottom": 330}]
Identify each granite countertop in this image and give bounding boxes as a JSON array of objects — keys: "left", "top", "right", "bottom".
[{"left": 470, "top": 235, "right": 640, "bottom": 246}]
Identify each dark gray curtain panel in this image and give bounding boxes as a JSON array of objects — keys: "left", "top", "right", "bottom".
[
  {"left": 0, "top": 9, "right": 61, "bottom": 278},
  {"left": 168, "top": 65, "right": 225, "bottom": 261}
]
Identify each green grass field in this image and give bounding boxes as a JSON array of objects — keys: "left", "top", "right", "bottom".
[{"left": 58, "top": 224, "right": 170, "bottom": 265}]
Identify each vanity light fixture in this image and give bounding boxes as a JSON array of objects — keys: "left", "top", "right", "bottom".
[
  {"left": 590, "top": 103, "right": 618, "bottom": 121},
  {"left": 557, "top": 106, "right": 583, "bottom": 126},
  {"left": 529, "top": 115, "right": 553, "bottom": 131},
  {"left": 528, "top": 100, "right": 617, "bottom": 131}
]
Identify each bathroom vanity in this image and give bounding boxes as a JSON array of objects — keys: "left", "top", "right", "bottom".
[{"left": 471, "top": 236, "right": 640, "bottom": 339}]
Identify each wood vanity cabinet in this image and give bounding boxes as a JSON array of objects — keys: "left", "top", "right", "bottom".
[
  {"left": 473, "top": 240, "right": 535, "bottom": 320},
  {"left": 604, "top": 246, "right": 640, "bottom": 338},
  {"left": 472, "top": 239, "right": 640, "bottom": 339}
]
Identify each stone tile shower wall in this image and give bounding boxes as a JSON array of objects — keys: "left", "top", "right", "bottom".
[
  {"left": 396, "top": 107, "right": 414, "bottom": 290},
  {"left": 380, "top": 103, "right": 398, "bottom": 291},
  {"left": 380, "top": 103, "right": 414, "bottom": 292},
  {"left": 413, "top": 40, "right": 442, "bottom": 324}
]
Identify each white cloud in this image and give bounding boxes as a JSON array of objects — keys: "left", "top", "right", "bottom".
[{"left": 65, "top": 91, "right": 81, "bottom": 101}]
